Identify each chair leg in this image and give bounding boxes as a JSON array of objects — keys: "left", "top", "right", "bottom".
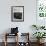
[
  {"left": 4, "top": 41, "right": 7, "bottom": 46},
  {"left": 4, "top": 33, "right": 7, "bottom": 46}
]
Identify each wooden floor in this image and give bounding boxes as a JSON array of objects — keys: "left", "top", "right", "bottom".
[{"left": 0, "top": 42, "right": 46, "bottom": 46}]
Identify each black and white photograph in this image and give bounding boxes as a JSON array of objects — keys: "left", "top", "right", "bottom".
[{"left": 11, "top": 6, "right": 24, "bottom": 22}]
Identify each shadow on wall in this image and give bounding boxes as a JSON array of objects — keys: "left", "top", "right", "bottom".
[
  {"left": 0, "top": 28, "right": 11, "bottom": 42},
  {"left": 29, "top": 25, "right": 38, "bottom": 42}
]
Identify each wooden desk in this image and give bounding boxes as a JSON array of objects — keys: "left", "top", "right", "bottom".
[{"left": 4, "top": 33, "right": 30, "bottom": 46}]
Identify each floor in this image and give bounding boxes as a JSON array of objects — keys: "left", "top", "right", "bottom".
[{"left": 0, "top": 42, "right": 46, "bottom": 46}]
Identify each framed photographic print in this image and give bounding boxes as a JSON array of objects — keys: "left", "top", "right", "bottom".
[{"left": 11, "top": 6, "right": 24, "bottom": 22}]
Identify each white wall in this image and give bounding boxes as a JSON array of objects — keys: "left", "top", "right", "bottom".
[{"left": 0, "top": 0, "right": 36, "bottom": 42}]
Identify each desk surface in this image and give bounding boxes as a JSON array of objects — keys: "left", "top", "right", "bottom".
[{"left": 5, "top": 33, "right": 17, "bottom": 36}]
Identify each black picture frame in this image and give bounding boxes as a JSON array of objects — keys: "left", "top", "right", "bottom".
[{"left": 11, "top": 6, "right": 24, "bottom": 22}]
